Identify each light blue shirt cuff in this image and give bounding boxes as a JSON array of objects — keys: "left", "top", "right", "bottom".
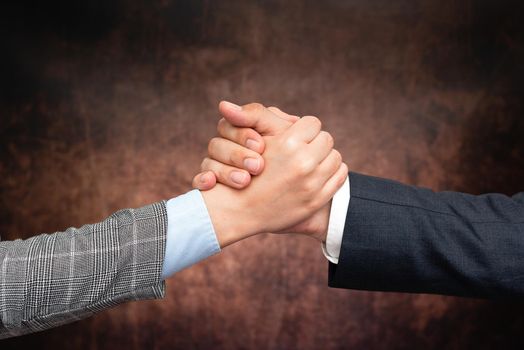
[{"left": 161, "top": 190, "right": 221, "bottom": 280}]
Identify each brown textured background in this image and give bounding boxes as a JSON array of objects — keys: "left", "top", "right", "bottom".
[{"left": 1, "top": 0, "right": 524, "bottom": 349}]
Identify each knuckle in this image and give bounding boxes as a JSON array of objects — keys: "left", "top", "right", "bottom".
[
  {"left": 303, "top": 179, "right": 318, "bottom": 193},
  {"left": 217, "top": 118, "right": 227, "bottom": 134},
  {"left": 295, "top": 163, "right": 308, "bottom": 175},
  {"left": 303, "top": 115, "right": 321, "bottom": 129},
  {"left": 244, "top": 102, "right": 265, "bottom": 113},
  {"left": 208, "top": 137, "right": 221, "bottom": 148},
  {"left": 216, "top": 166, "right": 233, "bottom": 183},
  {"left": 304, "top": 158, "right": 317, "bottom": 172},
  {"left": 267, "top": 106, "right": 280, "bottom": 113},
  {"left": 313, "top": 116, "right": 322, "bottom": 128},
  {"left": 308, "top": 197, "right": 321, "bottom": 210},
  {"left": 283, "top": 137, "right": 300, "bottom": 151},
  {"left": 305, "top": 197, "right": 320, "bottom": 212},
  {"left": 207, "top": 137, "right": 221, "bottom": 155},
  {"left": 200, "top": 157, "right": 211, "bottom": 171},
  {"left": 238, "top": 128, "right": 251, "bottom": 144},
  {"left": 230, "top": 148, "right": 245, "bottom": 165},
  {"left": 296, "top": 156, "right": 315, "bottom": 174},
  {"left": 332, "top": 149, "right": 342, "bottom": 164},
  {"left": 337, "top": 172, "right": 347, "bottom": 187},
  {"left": 325, "top": 132, "right": 334, "bottom": 148},
  {"left": 319, "top": 131, "right": 333, "bottom": 149}
]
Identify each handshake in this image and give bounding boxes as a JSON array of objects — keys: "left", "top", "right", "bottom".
[
  {"left": 2, "top": 99, "right": 522, "bottom": 339},
  {"left": 191, "top": 101, "right": 348, "bottom": 248},
  {"left": 0, "top": 99, "right": 351, "bottom": 339}
]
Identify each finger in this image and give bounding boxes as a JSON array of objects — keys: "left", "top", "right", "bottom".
[
  {"left": 315, "top": 149, "right": 343, "bottom": 183},
  {"left": 192, "top": 171, "right": 217, "bottom": 191},
  {"left": 217, "top": 118, "right": 265, "bottom": 153},
  {"left": 201, "top": 157, "right": 252, "bottom": 189},
  {"left": 267, "top": 106, "right": 300, "bottom": 123},
  {"left": 307, "top": 131, "right": 335, "bottom": 164},
  {"left": 219, "top": 101, "right": 292, "bottom": 136},
  {"left": 284, "top": 115, "right": 322, "bottom": 143},
  {"left": 319, "top": 163, "right": 349, "bottom": 203},
  {"left": 208, "top": 137, "right": 265, "bottom": 175}
]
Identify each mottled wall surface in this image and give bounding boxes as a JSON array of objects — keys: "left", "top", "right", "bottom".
[{"left": 1, "top": 0, "right": 524, "bottom": 349}]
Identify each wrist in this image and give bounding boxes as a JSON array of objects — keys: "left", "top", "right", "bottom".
[
  {"left": 200, "top": 185, "right": 258, "bottom": 248},
  {"left": 278, "top": 201, "right": 330, "bottom": 242},
  {"left": 307, "top": 201, "right": 331, "bottom": 242}
]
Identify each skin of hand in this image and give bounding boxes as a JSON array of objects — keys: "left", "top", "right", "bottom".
[
  {"left": 193, "top": 102, "right": 298, "bottom": 190},
  {"left": 194, "top": 101, "right": 347, "bottom": 243},
  {"left": 199, "top": 105, "right": 347, "bottom": 248}
]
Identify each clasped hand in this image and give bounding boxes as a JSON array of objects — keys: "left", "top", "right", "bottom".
[{"left": 192, "top": 101, "right": 347, "bottom": 248}]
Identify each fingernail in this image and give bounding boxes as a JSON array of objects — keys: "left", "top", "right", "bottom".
[
  {"left": 224, "top": 101, "right": 242, "bottom": 110},
  {"left": 244, "top": 158, "right": 260, "bottom": 173},
  {"left": 230, "top": 171, "right": 247, "bottom": 184},
  {"left": 246, "top": 139, "right": 260, "bottom": 151},
  {"left": 200, "top": 173, "right": 209, "bottom": 183}
]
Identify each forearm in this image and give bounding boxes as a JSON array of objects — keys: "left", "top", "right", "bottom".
[
  {"left": 0, "top": 202, "right": 166, "bottom": 339},
  {"left": 329, "top": 172, "right": 524, "bottom": 298}
]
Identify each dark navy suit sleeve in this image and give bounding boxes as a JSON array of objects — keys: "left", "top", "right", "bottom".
[{"left": 328, "top": 172, "right": 524, "bottom": 298}]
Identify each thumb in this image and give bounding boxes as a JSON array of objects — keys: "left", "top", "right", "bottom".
[
  {"left": 267, "top": 106, "right": 301, "bottom": 123},
  {"left": 219, "top": 101, "right": 292, "bottom": 136},
  {"left": 192, "top": 171, "right": 217, "bottom": 191}
]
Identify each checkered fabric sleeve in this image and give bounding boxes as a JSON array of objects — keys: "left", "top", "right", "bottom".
[{"left": 0, "top": 201, "right": 167, "bottom": 339}]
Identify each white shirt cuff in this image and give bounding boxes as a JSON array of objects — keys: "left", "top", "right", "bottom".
[{"left": 321, "top": 176, "right": 350, "bottom": 264}]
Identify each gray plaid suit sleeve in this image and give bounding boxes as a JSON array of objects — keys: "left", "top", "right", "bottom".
[{"left": 0, "top": 200, "right": 167, "bottom": 339}]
